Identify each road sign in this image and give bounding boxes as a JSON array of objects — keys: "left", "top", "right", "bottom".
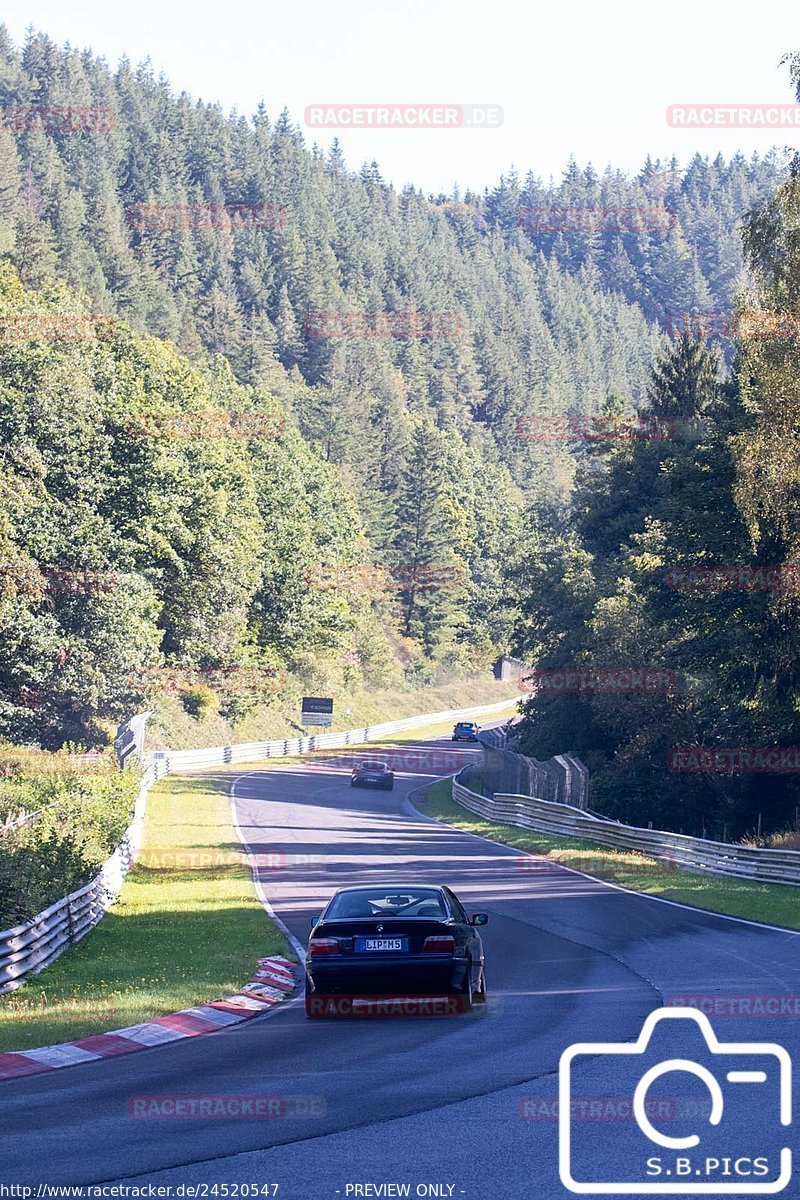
[{"left": 301, "top": 696, "right": 334, "bottom": 727}]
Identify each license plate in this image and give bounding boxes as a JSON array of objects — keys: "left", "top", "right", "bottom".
[{"left": 356, "top": 937, "right": 406, "bottom": 952}]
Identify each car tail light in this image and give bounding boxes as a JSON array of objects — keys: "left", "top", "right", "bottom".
[
  {"left": 423, "top": 935, "right": 455, "bottom": 953},
  {"left": 309, "top": 938, "right": 341, "bottom": 956}
]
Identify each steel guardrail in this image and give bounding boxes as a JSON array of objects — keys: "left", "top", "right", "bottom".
[
  {"left": 147, "top": 696, "right": 524, "bottom": 778},
  {"left": 0, "top": 765, "right": 153, "bottom": 994},
  {"left": 451, "top": 776, "right": 800, "bottom": 886}
]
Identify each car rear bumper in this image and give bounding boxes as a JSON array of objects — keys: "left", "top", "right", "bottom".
[
  {"left": 306, "top": 953, "right": 467, "bottom": 994},
  {"left": 306, "top": 993, "right": 470, "bottom": 1017}
]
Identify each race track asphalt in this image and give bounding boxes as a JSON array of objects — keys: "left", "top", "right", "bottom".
[{"left": 1, "top": 731, "right": 797, "bottom": 1199}]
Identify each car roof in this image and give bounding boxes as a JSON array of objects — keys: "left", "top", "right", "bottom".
[{"left": 329, "top": 883, "right": 448, "bottom": 894}]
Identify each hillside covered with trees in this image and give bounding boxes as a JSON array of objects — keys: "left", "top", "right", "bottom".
[
  {"left": 0, "top": 28, "right": 785, "bottom": 515},
  {"left": 513, "top": 146, "right": 800, "bottom": 839},
  {"left": 0, "top": 27, "right": 797, "bottom": 839}
]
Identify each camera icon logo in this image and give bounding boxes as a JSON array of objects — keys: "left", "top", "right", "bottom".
[{"left": 559, "top": 1007, "right": 792, "bottom": 1194}]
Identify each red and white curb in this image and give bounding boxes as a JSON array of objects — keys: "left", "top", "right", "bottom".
[{"left": 0, "top": 956, "right": 298, "bottom": 1081}]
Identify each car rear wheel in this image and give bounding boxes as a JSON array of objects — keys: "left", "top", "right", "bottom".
[
  {"left": 458, "top": 964, "right": 474, "bottom": 1011},
  {"left": 473, "top": 965, "right": 487, "bottom": 1004}
]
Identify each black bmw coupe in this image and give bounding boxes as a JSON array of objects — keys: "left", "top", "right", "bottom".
[{"left": 304, "top": 883, "right": 488, "bottom": 1017}]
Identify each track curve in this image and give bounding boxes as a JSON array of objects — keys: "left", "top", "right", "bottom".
[{"left": 0, "top": 730, "right": 797, "bottom": 1198}]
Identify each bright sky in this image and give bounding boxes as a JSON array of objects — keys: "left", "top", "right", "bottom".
[{"left": 3, "top": 0, "right": 799, "bottom": 193}]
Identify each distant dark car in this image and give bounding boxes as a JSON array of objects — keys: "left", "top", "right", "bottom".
[
  {"left": 350, "top": 759, "right": 395, "bottom": 790},
  {"left": 305, "top": 883, "right": 488, "bottom": 1017},
  {"left": 452, "top": 721, "right": 480, "bottom": 742}
]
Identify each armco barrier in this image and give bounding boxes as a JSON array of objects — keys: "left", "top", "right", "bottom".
[
  {"left": 0, "top": 695, "right": 521, "bottom": 991},
  {"left": 0, "top": 765, "right": 152, "bottom": 995},
  {"left": 451, "top": 777, "right": 800, "bottom": 887},
  {"left": 147, "top": 696, "right": 523, "bottom": 779}
]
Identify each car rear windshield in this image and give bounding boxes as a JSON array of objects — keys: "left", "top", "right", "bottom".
[
  {"left": 325, "top": 887, "right": 448, "bottom": 919},
  {"left": 359, "top": 761, "right": 387, "bottom": 770}
]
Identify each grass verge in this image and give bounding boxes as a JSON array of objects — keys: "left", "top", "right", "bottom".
[
  {"left": 419, "top": 779, "right": 800, "bottom": 932},
  {"left": 0, "top": 773, "right": 292, "bottom": 1053},
  {"left": 150, "top": 676, "right": 520, "bottom": 750}
]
